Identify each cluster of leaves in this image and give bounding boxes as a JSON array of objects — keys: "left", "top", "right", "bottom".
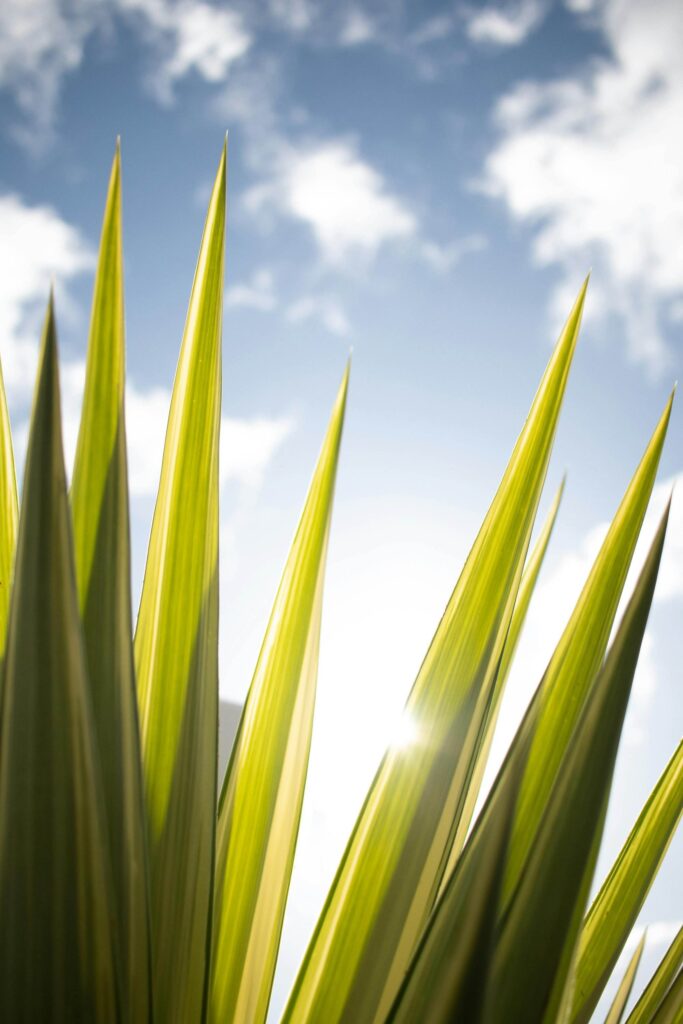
[{"left": 0, "top": 144, "right": 680, "bottom": 1024}]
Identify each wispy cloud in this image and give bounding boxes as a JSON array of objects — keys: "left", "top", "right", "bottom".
[
  {"left": 464, "top": 0, "right": 548, "bottom": 47},
  {"left": 419, "top": 234, "right": 488, "bottom": 274},
  {"left": 225, "top": 268, "right": 277, "bottom": 311},
  {"left": 480, "top": 0, "right": 683, "bottom": 375},
  {"left": 286, "top": 294, "right": 350, "bottom": 337}
]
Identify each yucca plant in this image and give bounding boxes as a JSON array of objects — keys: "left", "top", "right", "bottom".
[{"left": 0, "top": 142, "right": 680, "bottom": 1024}]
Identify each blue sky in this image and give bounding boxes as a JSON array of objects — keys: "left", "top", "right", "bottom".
[{"left": 0, "top": 0, "right": 681, "bottom": 1016}]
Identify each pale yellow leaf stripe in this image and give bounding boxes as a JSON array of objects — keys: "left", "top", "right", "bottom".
[
  {"left": 283, "top": 281, "right": 587, "bottom": 1024},
  {"left": 210, "top": 366, "right": 348, "bottom": 1024},
  {"left": 571, "top": 739, "right": 683, "bottom": 1024},
  {"left": 70, "top": 143, "right": 151, "bottom": 1022},
  {"left": 135, "top": 144, "right": 225, "bottom": 1022},
  {"left": 0, "top": 352, "right": 18, "bottom": 657}
]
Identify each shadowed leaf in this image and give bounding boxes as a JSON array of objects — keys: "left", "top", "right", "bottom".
[{"left": 0, "top": 299, "right": 119, "bottom": 1021}]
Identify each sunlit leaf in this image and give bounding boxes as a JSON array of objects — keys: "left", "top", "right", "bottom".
[
  {"left": 439, "top": 477, "right": 564, "bottom": 889},
  {"left": 650, "top": 968, "right": 683, "bottom": 1023},
  {"left": 135, "top": 144, "right": 225, "bottom": 1022},
  {"left": 502, "top": 391, "right": 673, "bottom": 904},
  {"left": 486, "top": 504, "right": 669, "bottom": 1024},
  {"left": 0, "top": 298, "right": 119, "bottom": 1020},
  {"left": 386, "top": 701, "right": 534, "bottom": 1024},
  {"left": 0, "top": 352, "right": 18, "bottom": 661},
  {"left": 70, "top": 142, "right": 151, "bottom": 1022},
  {"left": 626, "top": 927, "right": 683, "bottom": 1024},
  {"left": 209, "top": 366, "right": 348, "bottom": 1024},
  {"left": 282, "top": 281, "right": 587, "bottom": 1024},
  {"left": 605, "top": 933, "right": 646, "bottom": 1024},
  {"left": 571, "top": 739, "right": 683, "bottom": 1024}
]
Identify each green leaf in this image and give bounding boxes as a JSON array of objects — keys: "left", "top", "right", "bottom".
[
  {"left": 502, "top": 391, "right": 673, "bottom": 904},
  {"left": 605, "top": 933, "right": 646, "bottom": 1024},
  {"left": 439, "top": 477, "right": 564, "bottom": 890},
  {"left": 209, "top": 366, "right": 348, "bottom": 1024},
  {"left": 0, "top": 354, "right": 18, "bottom": 661},
  {"left": 650, "top": 968, "right": 683, "bottom": 1024},
  {"left": 0, "top": 298, "right": 119, "bottom": 1021},
  {"left": 486, "top": 502, "right": 670, "bottom": 1024},
  {"left": 626, "top": 927, "right": 683, "bottom": 1024},
  {"left": 571, "top": 739, "right": 683, "bottom": 1024},
  {"left": 135, "top": 144, "right": 225, "bottom": 1022},
  {"left": 282, "top": 281, "right": 587, "bottom": 1024},
  {"left": 70, "top": 142, "right": 151, "bottom": 1022},
  {"left": 386, "top": 699, "right": 534, "bottom": 1024}
]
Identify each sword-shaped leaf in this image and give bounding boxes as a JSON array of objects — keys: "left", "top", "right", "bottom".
[
  {"left": 386, "top": 701, "right": 534, "bottom": 1024},
  {"left": 282, "top": 281, "right": 587, "bottom": 1024},
  {"left": 650, "top": 968, "right": 683, "bottom": 1023},
  {"left": 0, "top": 299, "right": 119, "bottom": 1021},
  {"left": 439, "top": 478, "right": 564, "bottom": 889},
  {"left": 0, "top": 354, "right": 17, "bottom": 661},
  {"left": 502, "top": 392, "right": 673, "bottom": 904},
  {"left": 571, "top": 740, "right": 683, "bottom": 1024},
  {"left": 487, "top": 505, "right": 669, "bottom": 1024},
  {"left": 71, "top": 142, "right": 151, "bottom": 1022},
  {"left": 209, "top": 366, "right": 348, "bottom": 1024},
  {"left": 626, "top": 927, "right": 683, "bottom": 1024},
  {"left": 135, "top": 144, "right": 225, "bottom": 1022},
  {"left": 605, "top": 933, "right": 646, "bottom": 1024}
]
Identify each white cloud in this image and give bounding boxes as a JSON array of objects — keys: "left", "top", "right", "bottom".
[
  {"left": 268, "top": 0, "right": 315, "bottom": 34},
  {"left": 480, "top": 0, "right": 683, "bottom": 374},
  {"left": 221, "top": 415, "right": 294, "bottom": 487},
  {"left": 245, "top": 140, "right": 417, "bottom": 265},
  {"left": 116, "top": 0, "right": 251, "bottom": 102},
  {"left": 419, "top": 233, "right": 488, "bottom": 273},
  {"left": 464, "top": 0, "right": 548, "bottom": 47},
  {"left": 0, "top": 0, "right": 251, "bottom": 139},
  {"left": 0, "top": 193, "right": 94, "bottom": 397},
  {"left": 286, "top": 295, "right": 350, "bottom": 337},
  {"left": 225, "top": 268, "right": 277, "bottom": 311},
  {"left": 339, "top": 8, "right": 376, "bottom": 47}
]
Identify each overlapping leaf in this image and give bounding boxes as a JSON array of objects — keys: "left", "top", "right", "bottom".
[
  {"left": 440, "top": 478, "right": 564, "bottom": 886},
  {"left": 0, "top": 353, "right": 18, "bottom": 661},
  {"left": 486, "top": 504, "right": 669, "bottom": 1024},
  {"left": 209, "top": 367, "right": 348, "bottom": 1024},
  {"left": 626, "top": 927, "right": 683, "bottom": 1024},
  {"left": 502, "top": 391, "right": 673, "bottom": 905},
  {"left": 605, "top": 933, "right": 646, "bottom": 1024},
  {"left": 0, "top": 300, "right": 119, "bottom": 1020},
  {"left": 571, "top": 739, "right": 683, "bottom": 1023},
  {"left": 70, "top": 143, "right": 151, "bottom": 1022},
  {"left": 135, "top": 144, "right": 225, "bottom": 1022},
  {"left": 282, "top": 282, "right": 587, "bottom": 1024}
]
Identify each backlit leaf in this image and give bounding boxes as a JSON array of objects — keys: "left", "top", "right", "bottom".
[
  {"left": 135, "top": 144, "right": 225, "bottom": 1022},
  {"left": 605, "top": 933, "right": 646, "bottom": 1024}
]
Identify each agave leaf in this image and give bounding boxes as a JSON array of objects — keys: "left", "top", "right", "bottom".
[
  {"left": 486, "top": 504, "right": 669, "bottom": 1024},
  {"left": 439, "top": 477, "right": 564, "bottom": 891},
  {"left": 650, "top": 969, "right": 683, "bottom": 1023},
  {"left": 282, "top": 281, "right": 587, "bottom": 1024},
  {"left": 625, "top": 927, "right": 683, "bottom": 1024},
  {"left": 70, "top": 142, "right": 151, "bottom": 1022},
  {"left": 0, "top": 354, "right": 18, "bottom": 662},
  {"left": 571, "top": 740, "right": 683, "bottom": 1024},
  {"left": 386, "top": 697, "right": 535, "bottom": 1024},
  {"left": 0, "top": 298, "right": 119, "bottom": 1020},
  {"left": 502, "top": 391, "right": 673, "bottom": 904},
  {"left": 605, "top": 933, "right": 646, "bottom": 1024},
  {"left": 135, "top": 145, "right": 225, "bottom": 1022},
  {"left": 209, "top": 367, "right": 348, "bottom": 1024}
]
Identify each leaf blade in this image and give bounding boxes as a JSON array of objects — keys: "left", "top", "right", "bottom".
[
  {"left": 135, "top": 145, "right": 225, "bottom": 1022},
  {"left": 0, "top": 299, "right": 119, "bottom": 1021},
  {"left": 571, "top": 739, "right": 683, "bottom": 1024},
  {"left": 283, "top": 281, "right": 587, "bottom": 1024},
  {"left": 605, "top": 933, "right": 646, "bottom": 1024},
  {"left": 0, "top": 353, "right": 18, "bottom": 661},
  {"left": 209, "top": 366, "right": 348, "bottom": 1024},
  {"left": 70, "top": 142, "right": 151, "bottom": 1022}
]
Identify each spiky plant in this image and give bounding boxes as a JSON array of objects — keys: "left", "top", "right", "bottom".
[{"left": 0, "top": 144, "right": 680, "bottom": 1024}]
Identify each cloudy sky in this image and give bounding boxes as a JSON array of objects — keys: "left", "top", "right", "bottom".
[{"left": 0, "top": 0, "right": 681, "bottom": 1016}]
